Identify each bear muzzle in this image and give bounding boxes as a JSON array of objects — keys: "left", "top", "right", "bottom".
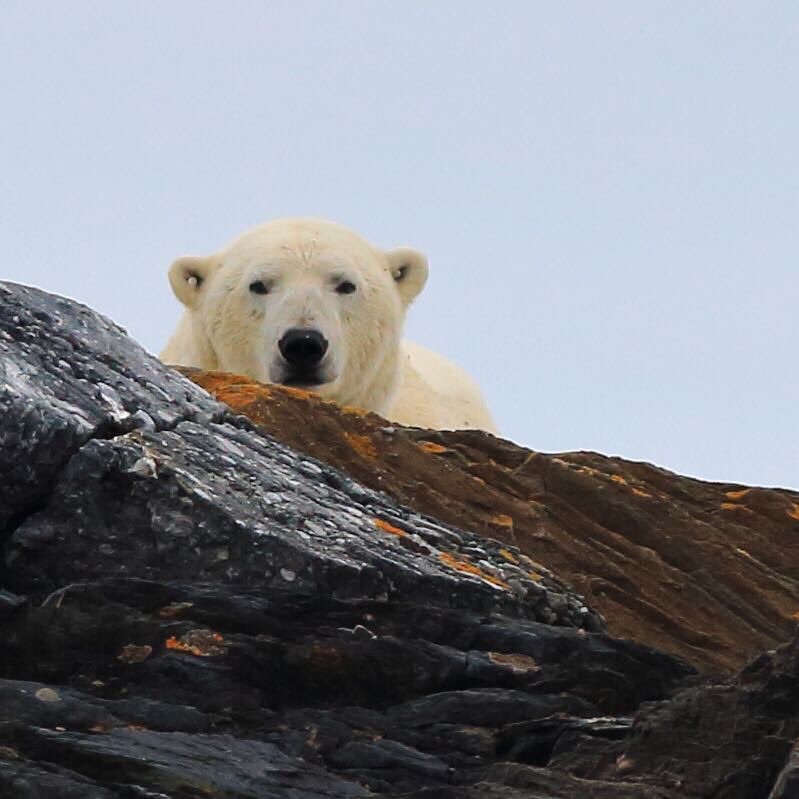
[{"left": 274, "top": 328, "right": 330, "bottom": 388}]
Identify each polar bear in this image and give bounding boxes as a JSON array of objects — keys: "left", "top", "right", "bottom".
[{"left": 161, "top": 218, "right": 496, "bottom": 432}]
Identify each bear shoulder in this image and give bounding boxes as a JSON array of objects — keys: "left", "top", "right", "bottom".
[
  {"left": 160, "top": 312, "right": 216, "bottom": 369},
  {"left": 388, "top": 340, "right": 497, "bottom": 433}
]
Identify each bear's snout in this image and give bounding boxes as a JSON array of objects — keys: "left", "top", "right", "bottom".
[{"left": 278, "top": 328, "right": 329, "bottom": 370}]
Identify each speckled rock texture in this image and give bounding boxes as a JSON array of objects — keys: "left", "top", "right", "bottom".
[{"left": 1, "top": 281, "right": 798, "bottom": 798}]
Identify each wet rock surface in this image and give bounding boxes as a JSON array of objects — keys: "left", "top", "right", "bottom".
[{"left": 1, "top": 281, "right": 798, "bottom": 798}]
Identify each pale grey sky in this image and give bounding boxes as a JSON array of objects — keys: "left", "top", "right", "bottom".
[{"left": 1, "top": 2, "right": 796, "bottom": 489}]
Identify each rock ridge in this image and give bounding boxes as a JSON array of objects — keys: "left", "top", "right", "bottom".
[{"left": 181, "top": 367, "right": 799, "bottom": 675}]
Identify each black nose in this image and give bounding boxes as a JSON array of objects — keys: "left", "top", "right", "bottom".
[{"left": 278, "top": 328, "right": 328, "bottom": 369}]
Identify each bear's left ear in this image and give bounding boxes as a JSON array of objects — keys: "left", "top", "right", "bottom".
[{"left": 386, "top": 247, "right": 429, "bottom": 307}]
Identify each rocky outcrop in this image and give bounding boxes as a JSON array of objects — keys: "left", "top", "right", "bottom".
[
  {"left": 180, "top": 368, "right": 799, "bottom": 675},
  {"left": 1, "top": 280, "right": 798, "bottom": 798}
]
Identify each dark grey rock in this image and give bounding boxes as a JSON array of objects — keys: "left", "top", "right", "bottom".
[
  {"left": 768, "top": 745, "right": 799, "bottom": 799},
  {"left": 0, "top": 281, "right": 225, "bottom": 533}
]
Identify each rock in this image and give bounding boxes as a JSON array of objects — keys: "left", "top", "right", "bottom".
[
  {"left": 0, "top": 282, "right": 224, "bottom": 534},
  {"left": 609, "top": 632, "right": 799, "bottom": 798},
  {"left": 769, "top": 743, "right": 799, "bottom": 799},
  {"left": 1, "top": 281, "right": 798, "bottom": 798},
  {"left": 181, "top": 367, "right": 799, "bottom": 675}
]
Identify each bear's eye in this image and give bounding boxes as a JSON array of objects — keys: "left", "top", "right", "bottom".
[
  {"left": 249, "top": 280, "right": 271, "bottom": 295},
  {"left": 335, "top": 280, "right": 357, "bottom": 295}
]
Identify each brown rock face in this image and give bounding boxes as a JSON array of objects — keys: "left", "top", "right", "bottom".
[{"left": 181, "top": 368, "right": 799, "bottom": 675}]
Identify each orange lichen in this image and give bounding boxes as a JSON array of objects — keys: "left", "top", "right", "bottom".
[
  {"left": 165, "top": 630, "right": 226, "bottom": 658},
  {"left": 491, "top": 514, "right": 514, "bottom": 528},
  {"left": 418, "top": 441, "right": 448, "bottom": 455},
  {"left": 227, "top": 385, "right": 271, "bottom": 404},
  {"left": 157, "top": 602, "right": 194, "bottom": 619},
  {"left": 344, "top": 433, "right": 377, "bottom": 460},
  {"left": 165, "top": 637, "right": 198, "bottom": 654},
  {"left": 787, "top": 504, "right": 799, "bottom": 521},
  {"left": 726, "top": 489, "right": 750, "bottom": 501},
  {"left": 193, "top": 375, "right": 273, "bottom": 407},
  {"left": 275, "top": 385, "right": 314, "bottom": 401},
  {"left": 489, "top": 652, "right": 540, "bottom": 672},
  {"left": 527, "top": 571, "right": 543, "bottom": 582},
  {"left": 573, "top": 464, "right": 602, "bottom": 478},
  {"left": 608, "top": 474, "right": 653, "bottom": 498},
  {"left": 791, "top": 611, "right": 799, "bottom": 621},
  {"left": 373, "top": 518, "right": 406, "bottom": 537},
  {"left": 438, "top": 551, "right": 509, "bottom": 589},
  {"left": 721, "top": 503, "right": 754, "bottom": 514},
  {"left": 341, "top": 404, "right": 370, "bottom": 418},
  {"left": 498, "top": 548, "right": 518, "bottom": 563}
]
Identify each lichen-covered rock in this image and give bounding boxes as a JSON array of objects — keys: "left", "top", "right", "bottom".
[
  {"left": 181, "top": 367, "right": 799, "bottom": 674},
  {"left": 1, "top": 281, "right": 797, "bottom": 798}
]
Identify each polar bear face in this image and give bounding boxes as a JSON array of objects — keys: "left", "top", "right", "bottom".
[{"left": 168, "top": 219, "right": 428, "bottom": 412}]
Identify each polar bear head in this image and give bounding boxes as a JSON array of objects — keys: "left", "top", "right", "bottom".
[{"left": 167, "top": 218, "right": 428, "bottom": 414}]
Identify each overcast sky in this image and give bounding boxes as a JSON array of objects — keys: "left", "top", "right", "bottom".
[{"left": 1, "top": 2, "right": 796, "bottom": 490}]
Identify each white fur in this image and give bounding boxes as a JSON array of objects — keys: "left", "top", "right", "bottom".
[{"left": 161, "top": 218, "right": 496, "bottom": 432}]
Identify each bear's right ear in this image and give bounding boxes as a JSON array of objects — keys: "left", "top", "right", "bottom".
[{"left": 168, "top": 255, "right": 216, "bottom": 309}]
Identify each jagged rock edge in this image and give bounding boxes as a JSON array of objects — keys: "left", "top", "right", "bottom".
[{"left": 0, "top": 379, "right": 233, "bottom": 552}]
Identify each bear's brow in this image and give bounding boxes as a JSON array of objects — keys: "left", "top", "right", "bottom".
[{"left": 280, "top": 239, "right": 319, "bottom": 263}]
